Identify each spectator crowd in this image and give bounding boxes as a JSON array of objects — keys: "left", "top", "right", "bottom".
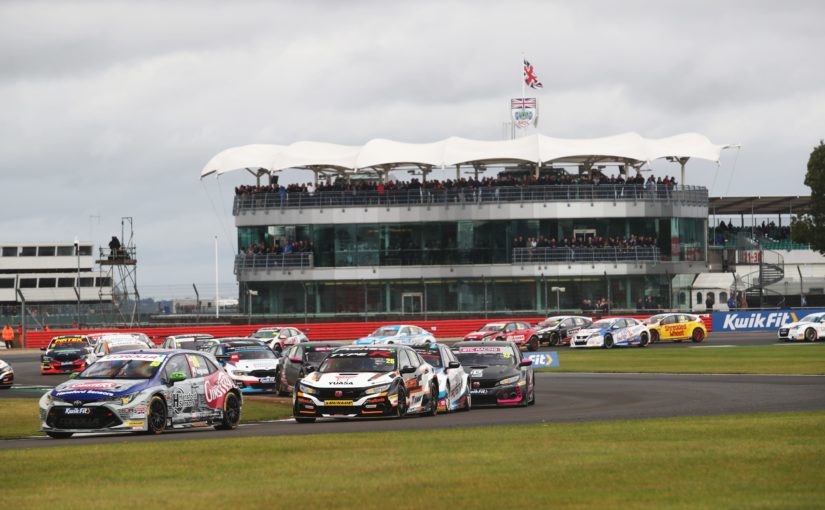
[{"left": 512, "top": 234, "right": 659, "bottom": 249}]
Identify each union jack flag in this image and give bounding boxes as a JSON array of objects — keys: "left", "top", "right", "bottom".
[
  {"left": 511, "top": 98, "right": 537, "bottom": 109},
  {"left": 523, "top": 59, "right": 543, "bottom": 89}
]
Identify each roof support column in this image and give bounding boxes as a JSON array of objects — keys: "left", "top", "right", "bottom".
[
  {"left": 455, "top": 164, "right": 460, "bottom": 181},
  {"left": 678, "top": 157, "right": 690, "bottom": 186}
]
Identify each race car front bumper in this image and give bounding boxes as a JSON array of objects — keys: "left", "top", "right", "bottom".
[
  {"left": 0, "top": 367, "right": 13, "bottom": 387},
  {"left": 230, "top": 374, "right": 279, "bottom": 393},
  {"left": 40, "top": 393, "right": 152, "bottom": 433},
  {"left": 570, "top": 335, "right": 603, "bottom": 348},
  {"left": 40, "top": 359, "right": 87, "bottom": 374},
  {"left": 469, "top": 381, "right": 525, "bottom": 406},
  {"left": 293, "top": 390, "right": 399, "bottom": 418},
  {"left": 778, "top": 328, "right": 807, "bottom": 341}
]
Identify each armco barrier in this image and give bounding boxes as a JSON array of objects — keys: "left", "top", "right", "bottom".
[
  {"left": 711, "top": 309, "right": 824, "bottom": 332},
  {"left": 20, "top": 313, "right": 712, "bottom": 348}
]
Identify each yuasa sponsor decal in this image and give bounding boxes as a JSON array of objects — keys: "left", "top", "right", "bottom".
[{"left": 204, "top": 372, "right": 234, "bottom": 408}]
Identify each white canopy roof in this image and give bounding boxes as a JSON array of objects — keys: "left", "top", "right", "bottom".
[{"left": 200, "top": 132, "right": 733, "bottom": 178}]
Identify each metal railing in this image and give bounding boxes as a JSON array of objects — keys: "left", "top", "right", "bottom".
[
  {"left": 233, "top": 184, "right": 707, "bottom": 213},
  {"left": 512, "top": 246, "right": 661, "bottom": 264},
  {"left": 234, "top": 253, "right": 314, "bottom": 273}
]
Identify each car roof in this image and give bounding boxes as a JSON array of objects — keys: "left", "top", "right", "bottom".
[
  {"left": 335, "top": 344, "right": 409, "bottom": 351},
  {"left": 453, "top": 340, "right": 514, "bottom": 347}
]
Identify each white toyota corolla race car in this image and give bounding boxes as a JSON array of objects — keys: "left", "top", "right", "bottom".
[
  {"left": 778, "top": 312, "right": 825, "bottom": 342},
  {"left": 293, "top": 345, "right": 438, "bottom": 422}
]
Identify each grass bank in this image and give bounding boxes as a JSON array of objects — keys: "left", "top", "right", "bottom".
[
  {"left": 538, "top": 344, "right": 825, "bottom": 374},
  {"left": 1, "top": 411, "right": 823, "bottom": 509},
  {"left": 0, "top": 396, "right": 292, "bottom": 439}
]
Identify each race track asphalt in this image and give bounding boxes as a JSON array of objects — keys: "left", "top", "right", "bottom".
[{"left": 2, "top": 331, "right": 822, "bottom": 450}]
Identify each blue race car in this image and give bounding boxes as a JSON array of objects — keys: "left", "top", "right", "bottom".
[
  {"left": 411, "top": 343, "right": 471, "bottom": 412},
  {"left": 570, "top": 317, "right": 651, "bottom": 348},
  {"left": 39, "top": 350, "right": 242, "bottom": 438},
  {"left": 353, "top": 324, "right": 436, "bottom": 345}
]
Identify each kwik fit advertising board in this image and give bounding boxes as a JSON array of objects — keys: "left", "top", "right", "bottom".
[{"left": 712, "top": 309, "right": 825, "bottom": 332}]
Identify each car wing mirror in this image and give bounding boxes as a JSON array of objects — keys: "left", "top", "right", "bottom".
[
  {"left": 519, "top": 359, "right": 533, "bottom": 367},
  {"left": 305, "top": 365, "right": 316, "bottom": 373},
  {"left": 447, "top": 361, "right": 461, "bottom": 370},
  {"left": 289, "top": 357, "right": 302, "bottom": 363},
  {"left": 400, "top": 365, "right": 416, "bottom": 374},
  {"left": 168, "top": 371, "right": 187, "bottom": 384},
  {"left": 40, "top": 347, "right": 47, "bottom": 351}
]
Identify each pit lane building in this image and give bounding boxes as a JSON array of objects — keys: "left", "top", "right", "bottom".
[{"left": 202, "top": 133, "right": 733, "bottom": 318}]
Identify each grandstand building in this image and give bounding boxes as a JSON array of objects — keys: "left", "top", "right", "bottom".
[{"left": 203, "top": 133, "right": 736, "bottom": 318}]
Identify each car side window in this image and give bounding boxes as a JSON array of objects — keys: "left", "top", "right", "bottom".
[
  {"left": 187, "top": 354, "right": 212, "bottom": 378},
  {"left": 398, "top": 349, "right": 411, "bottom": 369},
  {"left": 164, "top": 354, "right": 192, "bottom": 379},
  {"left": 407, "top": 350, "right": 421, "bottom": 368},
  {"left": 505, "top": 323, "right": 515, "bottom": 333},
  {"left": 663, "top": 315, "right": 677, "bottom": 325}
]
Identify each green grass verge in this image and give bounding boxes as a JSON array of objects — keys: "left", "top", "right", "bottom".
[
  {"left": 1, "top": 411, "right": 823, "bottom": 509},
  {"left": 538, "top": 344, "right": 825, "bottom": 374},
  {"left": 0, "top": 397, "right": 292, "bottom": 439}
]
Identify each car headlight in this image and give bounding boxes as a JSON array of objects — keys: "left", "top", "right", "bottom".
[
  {"left": 232, "top": 370, "right": 250, "bottom": 376},
  {"left": 365, "top": 383, "right": 391, "bottom": 395},
  {"left": 298, "top": 382, "right": 318, "bottom": 395},
  {"left": 44, "top": 393, "right": 55, "bottom": 405},
  {"left": 41, "top": 356, "right": 52, "bottom": 362},
  {"left": 497, "top": 375, "right": 521, "bottom": 386},
  {"left": 104, "top": 392, "right": 140, "bottom": 405}
]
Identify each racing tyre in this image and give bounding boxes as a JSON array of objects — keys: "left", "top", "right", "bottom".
[
  {"left": 639, "top": 332, "right": 650, "bottom": 347},
  {"left": 527, "top": 336, "right": 539, "bottom": 352},
  {"left": 548, "top": 332, "right": 560, "bottom": 347},
  {"left": 215, "top": 392, "right": 241, "bottom": 430},
  {"left": 46, "top": 431, "right": 73, "bottom": 439},
  {"left": 147, "top": 395, "right": 167, "bottom": 435},
  {"left": 691, "top": 328, "right": 705, "bottom": 343},
  {"left": 603, "top": 335, "right": 614, "bottom": 349},
  {"left": 805, "top": 328, "right": 818, "bottom": 342},
  {"left": 396, "top": 387, "right": 408, "bottom": 418},
  {"left": 425, "top": 382, "right": 438, "bottom": 417},
  {"left": 294, "top": 416, "right": 316, "bottom": 424},
  {"left": 650, "top": 330, "right": 659, "bottom": 343},
  {"left": 528, "top": 377, "right": 536, "bottom": 406}
]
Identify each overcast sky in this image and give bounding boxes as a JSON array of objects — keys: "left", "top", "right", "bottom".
[{"left": 1, "top": 0, "right": 823, "bottom": 298}]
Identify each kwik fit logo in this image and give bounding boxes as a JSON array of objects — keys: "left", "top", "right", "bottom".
[{"left": 721, "top": 312, "right": 797, "bottom": 331}]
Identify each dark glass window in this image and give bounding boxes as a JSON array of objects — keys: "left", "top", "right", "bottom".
[
  {"left": 20, "top": 278, "right": 37, "bottom": 288},
  {"left": 58, "top": 278, "right": 75, "bottom": 288},
  {"left": 20, "top": 247, "right": 37, "bottom": 256},
  {"left": 38, "top": 278, "right": 56, "bottom": 288},
  {"left": 0, "top": 278, "right": 14, "bottom": 289},
  {"left": 38, "top": 246, "right": 55, "bottom": 256},
  {"left": 1, "top": 247, "right": 17, "bottom": 257},
  {"left": 56, "top": 246, "right": 75, "bottom": 256}
]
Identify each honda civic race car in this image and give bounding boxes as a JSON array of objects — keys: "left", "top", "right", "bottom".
[
  {"left": 293, "top": 345, "right": 438, "bottom": 422},
  {"left": 645, "top": 313, "right": 707, "bottom": 343},
  {"left": 0, "top": 358, "right": 13, "bottom": 388},
  {"left": 161, "top": 334, "right": 216, "bottom": 351},
  {"left": 354, "top": 324, "right": 435, "bottom": 345},
  {"left": 40, "top": 336, "right": 93, "bottom": 374},
  {"left": 39, "top": 350, "right": 241, "bottom": 438},
  {"left": 463, "top": 322, "right": 541, "bottom": 351},
  {"left": 570, "top": 317, "right": 650, "bottom": 348},
  {"left": 778, "top": 312, "right": 825, "bottom": 342},
  {"left": 251, "top": 326, "right": 309, "bottom": 352},
  {"left": 276, "top": 342, "right": 345, "bottom": 395},
  {"left": 412, "top": 343, "right": 471, "bottom": 412},
  {"left": 452, "top": 341, "right": 535, "bottom": 407},
  {"left": 208, "top": 340, "right": 280, "bottom": 392},
  {"left": 534, "top": 316, "right": 593, "bottom": 346}
]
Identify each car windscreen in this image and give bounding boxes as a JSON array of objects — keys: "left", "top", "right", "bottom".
[
  {"left": 589, "top": 320, "right": 614, "bottom": 330},
  {"left": 370, "top": 327, "right": 399, "bottom": 337},
  {"left": 81, "top": 357, "right": 162, "bottom": 379},
  {"left": 231, "top": 349, "right": 277, "bottom": 360},
  {"left": 319, "top": 350, "right": 397, "bottom": 373},
  {"left": 108, "top": 343, "right": 146, "bottom": 354},
  {"left": 174, "top": 340, "right": 198, "bottom": 350},
  {"left": 799, "top": 313, "right": 824, "bottom": 323},
  {"left": 50, "top": 339, "right": 88, "bottom": 351},
  {"left": 251, "top": 330, "right": 279, "bottom": 338},
  {"left": 480, "top": 324, "right": 505, "bottom": 332},
  {"left": 305, "top": 349, "right": 335, "bottom": 364},
  {"left": 454, "top": 346, "right": 516, "bottom": 366},
  {"left": 537, "top": 319, "right": 561, "bottom": 328},
  {"left": 644, "top": 315, "right": 667, "bottom": 325},
  {"left": 415, "top": 351, "right": 443, "bottom": 367}
]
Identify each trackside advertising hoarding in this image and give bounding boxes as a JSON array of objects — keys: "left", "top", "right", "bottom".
[{"left": 712, "top": 309, "right": 825, "bottom": 332}]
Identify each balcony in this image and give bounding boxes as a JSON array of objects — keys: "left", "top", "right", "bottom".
[
  {"left": 234, "top": 252, "right": 313, "bottom": 274},
  {"left": 233, "top": 184, "right": 707, "bottom": 214},
  {"left": 512, "top": 246, "right": 662, "bottom": 265}
]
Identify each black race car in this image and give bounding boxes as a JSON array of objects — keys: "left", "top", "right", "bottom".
[
  {"left": 452, "top": 341, "right": 535, "bottom": 407},
  {"left": 276, "top": 342, "right": 345, "bottom": 395},
  {"left": 534, "top": 316, "right": 592, "bottom": 346}
]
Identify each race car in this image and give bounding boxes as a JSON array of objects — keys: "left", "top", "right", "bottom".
[
  {"left": 570, "top": 317, "right": 650, "bottom": 348},
  {"left": 276, "top": 342, "right": 345, "bottom": 395},
  {"left": 87, "top": 332, "right": 155, "bottom": 348},
  {"left": 411, "top": 343, "right": 471, "bottom": 412},
  {"left": 250, "top": 326, "right": 309, "bottom": 352},
  {"left": 40, "top": 336, "right": 93, "bottom": 374},
  {"left": 161, "top": 334, "right": 216, "bottom": 351},
  {"left": 293, "top": 345, "right": 438, "bottom": 422},
  {"left": 208, "top": 340, "right": 280, "bottom": 392},
  {"left": 452, "top": 341, "right": 535, "bottom": 407},
  {"left": 39, "top": 350, "right": 242, "bottom": 438},
  {"left": 463, "top": 322, "right": 541, "bottom": 351},
  {"left": 353, "top": 324, "right": 436, "bottom": 345},
  {"left": 87, "top": 333, "right": 155, "bottom": 364},
  {"left": 645, "top": 313, "right": 707, "bottom": 343},
  {"left": 534, "top": 316, "right": 593, "bottom": 346},
  {"left": 0, "top": 358, "right": 13, "bottom": 388},
  {"left": 778, "top": 312, "right": 825, "bottom": 342}
]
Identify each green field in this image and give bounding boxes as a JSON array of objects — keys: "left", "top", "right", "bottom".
[
  {"left": 1, "top": 411, "right": 823, "bottom": 509},
  {"left": 0, "top": 397, "right": 292, "bottom": 439},
  {"left": 539, "top": 344, "right": 825, "bottom": 374}
]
